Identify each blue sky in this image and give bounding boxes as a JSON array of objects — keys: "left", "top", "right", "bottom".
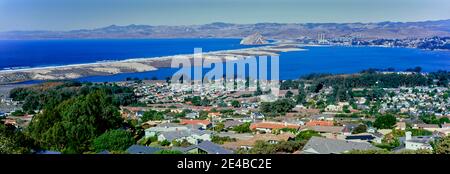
[{"left": 0, "top": 0, "right": 449, "bottom": 31}]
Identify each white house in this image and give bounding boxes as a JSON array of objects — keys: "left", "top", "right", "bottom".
[{"left": 404, "top": 132, "right": 433, "bottom": 151}]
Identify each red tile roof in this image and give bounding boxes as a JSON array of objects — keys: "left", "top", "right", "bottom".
[
  {"left": 250, "top": 122, "right": 300, "bottom": 130},
  {"left": 305, "top": 120, "right": 334, "bottom": 126},
  {"left": 180, "top": 119, "right": 211, "bottom": 126}
]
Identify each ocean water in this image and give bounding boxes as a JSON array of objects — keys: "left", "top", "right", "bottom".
[
  {"left": 78, "top": 46, "right": 450, "bottom": 82},
  {"left": 0, "top": 39, "right": 256, "bottom": 70},
  {"left": 0, "top": 39, "right": 449, "bottom": 83}
]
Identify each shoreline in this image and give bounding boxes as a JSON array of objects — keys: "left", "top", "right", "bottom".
[{"left": 0, "top": 41, "right": 304, "bottom": 84}]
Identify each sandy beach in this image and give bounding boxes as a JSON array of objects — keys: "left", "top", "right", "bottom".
[{"left": 0, "top": 42, "right": 304, "bottom": 84}]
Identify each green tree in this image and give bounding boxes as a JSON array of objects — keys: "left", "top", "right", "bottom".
[
  {"left": 28, "top": 90, "right": 123, "bottom": 153},
  {"left": 260, "top": 99, "right": 295, "bottom": 114},
  {"left": 213, "top": 123, "right": 225, "bottom": 132},
  {"left": 91, "top": 129, "right": 135, "bottom": 152},
  {"left": 11, "top": 110, "right": 26, "bottom": 116},
  {"left": 434, "top": 136, "right": 450, "bottom": 154},
  {"left": 232, "top": 122, "right": 251, "bottom": 133},
  {"left": 295, "top": 130, "right": 321, "bottom": 141},
  {"left": 0, "top": 124, "right": 32, "bottom": 154},
  {"left": 342, "top": 105, "right": 351, "bottom": 113},
  {"left": 231, "top": 100, "right": 241, "bottom": 108},
  {"left": 211, "top": 135, "right": 236, "bottom": 144},
  {"left": 160, "top": 139, "right": 171, "bottom": 146},
  {"left": 0, "top": 134, "right": 20, "bottom": 154},
  {"left": 285, "top": 91, "right": 294, "bottom": 98},
  {"left": 141, "top": 110, "right": 164, "bottom": 122},
  {"left": 373, "top": 114, "right": 397, "bottom": 129},
  {"left": 352, "top": 124, "right": 367, "bottom": 134}
]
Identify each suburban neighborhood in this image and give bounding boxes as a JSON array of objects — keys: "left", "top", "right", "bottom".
[{"left": 1, "top": 70, "right": 449, "bottom": 154}]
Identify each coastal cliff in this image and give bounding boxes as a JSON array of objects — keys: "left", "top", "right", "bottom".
[{"left": 240, "top": 33, "right": 269, "bottom": 45}]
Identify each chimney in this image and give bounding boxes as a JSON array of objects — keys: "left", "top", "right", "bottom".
[{"left": 405, "top": 131, "right": 412, "bottom": 141}]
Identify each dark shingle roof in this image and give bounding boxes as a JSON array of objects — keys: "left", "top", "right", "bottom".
[
  {"left": 180, "top": 141, "right": 233, "bottom": 154},
  {"left": 345, "top": 135, "right": 375, "bottom": 140},
  {"left": 301, "top": 137, "right": 378, "bottom": 154},
  {"left": 126, "top": 145, "right": 162, "bottom": 154}
]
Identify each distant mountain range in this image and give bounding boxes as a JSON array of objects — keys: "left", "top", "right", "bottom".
[{"left": 1, "top": 19, "right": 450, "bottom": 40}]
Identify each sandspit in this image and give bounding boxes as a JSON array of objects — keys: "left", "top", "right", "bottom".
[{"left": 0, "top": 42, "right": 305, "bottom": 84}]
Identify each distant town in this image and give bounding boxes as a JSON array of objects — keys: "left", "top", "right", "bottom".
[{"left": 1, "top": 69, "right": 449, "bottom": 154}]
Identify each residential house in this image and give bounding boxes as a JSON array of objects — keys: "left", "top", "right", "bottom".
[
  {"left": 222, "top": 133, "right": 295, "bottom": 150},
  {"left": 250, "top": 112, "right": 265, "bottom": 120},
  {"left": 136, "top": 111, "right": 145, "bottom": 118},
  {"left": 157, "top": 129, "right": 212, "bottom": 145},
  {"left": 223, "top": 120, "right": 244, "bottom": 130},
  {"left": 144, "top": 123, "right": 190, "bottom": 138},
  {"left": 310, "top": 114, "right": 334, "bottom": 121},
  {"left": 305, "top": 120, "right": 334, "bottom": 126},
  {"left": 176, "top": 141, "right": 233, "bottom": 154},
  {"left": 401, "top": 132, "right": 434, "bottom": 150},
  {"left": 370, "top": 132, "right": 384, "bottom": 144},
  {"left": 301, "top": 126, "right": 345, "bottom": 139},
  {"left": 208, "top": 112, "right": 222, "bottom": 118},
  {"left": 395, "top": 122, "right": 406, "bottom": 130},
  {"left": 377, "top": 129, "right": 393, "bottom": 136},
  {"left": 300, "top": 137, "right": 379, "bottom": 154},
  {"left": 126, "top": 145, "right": 162, "bottom": 154},
  {"left": 342, "top": 124, "right": 359, "bottom": 136},
  {"left": 345, "top": 134, "right": 377, "bottom": 143},
  {"left": 180, "top": 119, "right": 212, "bottom": 130},
  {"left": 185, "top": 112, "right": 199, "bottom": 119},
  {"left": 324, "top": 105, "right": 342, "bottom": 112},
  {"left": 441, "top": 123, "right": 450, "bottom": 129},
  {"left": 249, "top": 121, "right": 301, "bottom": 133},
  {"left": 413, "top": 124, "right": 440, "bottom": 132}
]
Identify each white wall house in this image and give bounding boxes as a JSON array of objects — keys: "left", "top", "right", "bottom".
[{"left": 404, "top": 132, "right": 433, "bottom": 150}]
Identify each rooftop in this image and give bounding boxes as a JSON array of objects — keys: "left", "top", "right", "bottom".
[
  {"left": 250, "top": 121, "right": 300, "bottom": 130},
  {"left": 301, "top": 137, "right": 378, "bottom": 154}
]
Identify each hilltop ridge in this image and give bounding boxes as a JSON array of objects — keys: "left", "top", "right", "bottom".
[{"left": 1, "top": 19, "right": 450, "bottom": 40}]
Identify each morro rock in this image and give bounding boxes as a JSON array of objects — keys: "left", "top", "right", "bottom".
[{"left": 240, "top": 32, "right": 269, "bottom": 45}]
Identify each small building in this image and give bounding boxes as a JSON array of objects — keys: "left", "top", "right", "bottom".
[
  {"left": 185, "top": 112, "right": 199, "bottom": 119},
  {"left": 223, "top": 120, "right": 244, "bottom": 130},
  {"left": 301, "top": 137, "right": 379, "bottom": 154},
  {"left": 144, "top": 123, "right": 190, "bottom": 138},
  {"left": 176, "top": 141, "right": 233, "bottom": 154},
  {"left": 250, "top": 112, "right": 265, "bottom": 120},
  {"left": 345, "top": 134, "right": 376, "bottom": 143},
  {"left": 126, "top": 145, "right": 162, "bottom": 154},
  {"left": 441, "top": 123, "right": 450, "bottom": 129},
  {"left": 180, "top": 119, "right": 212, "bottom": 129},
  {"left": 395, "top": 122, "right": 406, "bottom": 131},
  {"left": 310, "top": 114, "right": 334, "bottom": 121},
  {"left": 207, "top": 112, "right": 222, "bottom": 118},
  {"left": 158, "top": 129, "right": 212, "bottom": 145},
  {"left": 402, "top": 132, "right": 434, "bottom": 151},
  {"left": 305, "top": 120, "right": 334, "bottom": 127},
  {"left": 249, "top": 121, "right": 300, "bottom": 133},
  {"left": 413, "top": 124, "right": 440, "bottom": 132}
]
